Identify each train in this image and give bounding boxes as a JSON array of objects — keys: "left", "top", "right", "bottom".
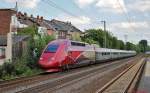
[{"left": 39, "top": 39, "right": 136, "bottom": 72}]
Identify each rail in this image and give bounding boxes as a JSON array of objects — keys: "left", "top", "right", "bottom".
[{"left": 96, "top": 58, "right": 145, "bottom": 93}]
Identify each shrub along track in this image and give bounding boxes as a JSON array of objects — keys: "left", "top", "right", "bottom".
[{"left": 0, "top": 56, "right": 141, "bottom": 93}]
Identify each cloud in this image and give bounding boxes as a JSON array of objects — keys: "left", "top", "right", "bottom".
[
  {"left": 55, "top": 14, "right": 92, "bottom": 31},
  {"left": 109, "top": 21, "right": 150, "bottom": 44},
  {"left": 127, "top": 0, "right": 150, "bottom": 12},
  {"left": 96, "top": 0, "right": 127, "bottom": 13},
  {"left": 5, "top": 0, "right": 40, "bottom": 9},
  {"left": 55, "top": 14, "right": 91, "bottom": 29},
  {"left": 75, "top": 0, "right": 97, "bottom": 8},
  {"left": 75, "top": 0, "right": 126, "bottom": 13},
  {"left": 110, "top": 21, "right": 149, "bottom": 30}
]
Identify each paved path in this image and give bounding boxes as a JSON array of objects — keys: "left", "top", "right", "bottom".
[{"left": 137, "top": 58, "right": 150, "bottom": 93}]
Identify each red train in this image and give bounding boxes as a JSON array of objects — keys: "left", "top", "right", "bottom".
[{"left": 39, "top": 39, "right": 136, "bottom": 72}]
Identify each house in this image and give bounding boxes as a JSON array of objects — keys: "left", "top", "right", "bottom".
[
  {"left": 48, "top": 19, "right": 82, "bottom": 41},
  {"left": 0, "top": 36, "right": 7, "bottom": 60},
  {"left": 0, "top": 8, "right": 17, "bottom": 64},
  {"left": 0, "top": 7, "right": 83, "bottom": 39},
  {"left": 0, "top": 9, "right": 17, "bottom": 35},
  {"left": 0, "top": 34, "right": 31, "bottom": 64},
  {"left": 16, "top": 12, "right": 83, "bottom": 40},
  {"left": 17, "top": 12, "right": 55, "bottom": 36},
  {"left": 0, "top": 9, "right": 31, "bottom": 64}
]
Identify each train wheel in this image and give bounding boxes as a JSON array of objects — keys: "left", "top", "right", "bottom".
[
  {"left": 65, "top": 64, "right": 69, "bottom": 71},
  {"left": 62, "top": 64, "right": 69, "bottom": 71}
]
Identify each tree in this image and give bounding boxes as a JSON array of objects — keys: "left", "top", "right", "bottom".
[
  {"left": 18, "top": 25, "right": 38, "bottom": 37},
  {"left": 139, "top": 40, "right": 148, "bottom": 52},
  {"left": 81, "top": 28, "right": 149, "bottom": 53},
  {"left": 111, "top": 37, "right": 118, "bottom": 49},
  {"left": 81, "top": 29, "right": 125, "bottom": 49},
  {"left": 81, "top": 29, "right": 104, "bottom": 47},
  {"left": 117, "top": 40, "right": 125, "bottom": 50}
]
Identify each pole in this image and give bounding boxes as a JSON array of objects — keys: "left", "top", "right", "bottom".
[
  {"left": 101, "top": 21, "right": 106, "bottom": 48},
  {"left": 124, "top": 34, "right": 128, "bottom": 50}
]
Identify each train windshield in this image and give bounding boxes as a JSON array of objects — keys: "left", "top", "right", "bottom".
[{"left": 45, "top": 44, "right": 59, "bottom": 53}]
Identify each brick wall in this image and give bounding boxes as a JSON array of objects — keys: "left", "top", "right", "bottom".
[{"left": 0, "top": 9, "right": 16, "bottom": 35}]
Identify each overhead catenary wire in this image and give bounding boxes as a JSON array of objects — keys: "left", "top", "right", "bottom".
[
  {"left": 42, "top": 0, "right": 82, "bottom": 19},
  {"left": 116, "top": 0, "right": 136, "bottom": 32},
  {"left": 42, "top": 0, "right": 99, "bottom": 29}
]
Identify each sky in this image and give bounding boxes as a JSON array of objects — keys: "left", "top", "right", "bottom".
[{"left": 0, "top": 0, "right": 150, "bottom": 45}]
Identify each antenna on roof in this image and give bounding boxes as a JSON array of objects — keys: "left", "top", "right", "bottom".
[{"left": 14, "top": 1, "right": 18, "bottom": 12}]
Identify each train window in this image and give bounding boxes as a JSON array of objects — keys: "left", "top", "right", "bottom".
[
  {"left": 44, "top": 44, "right": 59, "bottom": 53},
  {"left": 113, "top": 52, "right": 117, "bottom": 55},
  {"left": 102, "top": 52, "right": 104, "bottom": 55},
  {"left": 71, "top": 42, "right": 85, "bottom": 46},
  {"left": 102, "top": 52, "right": 108, "bottom": 55}
]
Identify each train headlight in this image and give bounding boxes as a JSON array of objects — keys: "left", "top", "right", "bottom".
[
  {"left": 51, "top": 57, "right": 55, "bottom": 60},
  {"left": 40, "top": 57, "right": 43, "bottom": 60}
]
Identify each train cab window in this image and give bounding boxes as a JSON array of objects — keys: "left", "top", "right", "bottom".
[
  {"left": 71, "top": 42, "right": 85, "bottom": 46},
  {"left": 45, "top": 44, "right": 59, "bottom": 53}
]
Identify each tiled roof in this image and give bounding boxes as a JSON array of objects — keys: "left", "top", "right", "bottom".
[
  {"left": 17, "top": 12, "right": 82, "bottom": 33},
  {"left": 17, "top": 16, "right": 53, "bottom": 30},
  {"left": 49, "top": 19, "right": 82, "bottom": 32}
]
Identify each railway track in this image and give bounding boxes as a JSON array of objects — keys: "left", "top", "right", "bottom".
[
  {"left": 96, "top": 58, "right": 145, "bottom": 93},
  {"left": 0, "top": 56, "right": 142, "bottom": 93},
  {"left": 40, "top": 56, "right": 142, "bottom": 93}
]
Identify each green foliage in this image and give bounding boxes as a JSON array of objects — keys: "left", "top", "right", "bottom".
[
  {"left": 117, "top": 40, "right": 125, "bottom": 50},
  {"left": 0, "top": 26, "right": 55, "bottom": 80},
  {"left": 139, "top": 40, "right": 148, "bottom": 52},
  {"left": 126, "top": 42, "right": 135, "bottom": 50},
  {"left": 81, "top": 29, "right": 125, "bottom": 50},
  {"left": 81, "top": 28, "right": 150, "bottom": 53},
  {"left": 32, "top": 35, "right": 55, "bottom": 59},
  {"left": 81, "top": 29, "right": 105, "bottom": 47},
  {"left": 18, "top": 25, "right": 38, "bottom": 37},
  {"left": 0, "top": 55, "right": 42, "bottom": 80}
]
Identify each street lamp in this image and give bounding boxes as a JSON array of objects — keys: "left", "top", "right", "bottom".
[{"left": 101, "top": 20, "right": 106, "bottom": 48}]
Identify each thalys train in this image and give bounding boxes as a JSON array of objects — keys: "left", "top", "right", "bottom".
[{"left": 39, "top": 39, "right": 136, "bottom": 72}]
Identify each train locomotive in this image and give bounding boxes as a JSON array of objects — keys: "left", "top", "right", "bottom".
[{"left": 39, "top": 39, "right": 136, "bottom": 72}]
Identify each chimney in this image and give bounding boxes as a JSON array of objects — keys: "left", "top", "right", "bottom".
[
  {"left": 17, "top": 11, "right": 22, "bottom": 19},
  {"left": 40, "top": 16, "right": 43, "bottom": 22},
  {"left": 24, "top": 12, "right": 27, "bottom": 20},
  {"left": 37, "top": 15, "right": 39, "bottom": 20},
  {"left": 30, "top": 14, "right": 33, "bottom": 18},
  {"left": 36, "top": 15, "right": 40, "bottom": 23}
]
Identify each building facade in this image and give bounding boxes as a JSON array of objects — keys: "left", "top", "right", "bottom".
[
  {"left": 16, "top": 12, "right": 83, "bottom": 40},
  {"left": 0, "top": 9, "right": 16, "bottom": 35},
  {"left": 49, "top": 19, "right": 82, "bottom": 40}
]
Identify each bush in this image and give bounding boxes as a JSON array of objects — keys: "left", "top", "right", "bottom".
[
  {"left": 0, "top": 25, "right": 55, "bottom": 80},
  {"left": 0, "top": 61, "right": 16, "bottom": 80},
  {"left": 0, "top": 35, "right": 54, "bottom": 80}
]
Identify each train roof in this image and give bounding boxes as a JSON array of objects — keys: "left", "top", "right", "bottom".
[
  {"left": 48, "top": 39, "right": 136, "bottom": 53},
  {"left": 96, "top": 48, "right": 136, "bottom": 53}
]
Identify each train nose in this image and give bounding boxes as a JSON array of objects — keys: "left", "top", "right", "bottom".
[{"left": 39, "top": 57, "right": 59, "bottom": 68}]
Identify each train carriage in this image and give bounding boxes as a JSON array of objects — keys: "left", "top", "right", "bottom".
[{"left": 39, "top": 39, "right": 136, "bottom": 72}]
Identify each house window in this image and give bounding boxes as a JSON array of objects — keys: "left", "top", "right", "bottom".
[{"left": 55, "top": 28, "right": 58, "bottom": 30}]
